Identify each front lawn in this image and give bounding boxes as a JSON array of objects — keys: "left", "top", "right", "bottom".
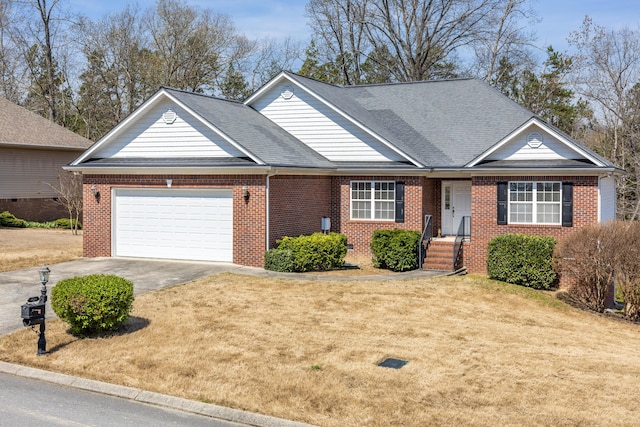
[{"left": 1, "top": 273, "right": 639, "bottom": 426}]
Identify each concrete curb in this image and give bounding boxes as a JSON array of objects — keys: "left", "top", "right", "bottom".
[{"left": 0, "top": 361, "right": 315, "bottom": 427}]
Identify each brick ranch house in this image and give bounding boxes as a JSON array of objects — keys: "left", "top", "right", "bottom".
[{"left": 66, "top": 71, "right": 621, "bottom": 274}]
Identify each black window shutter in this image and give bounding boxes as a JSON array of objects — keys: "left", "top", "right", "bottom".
[
  {"left": 395, "top": 181, "right": 405, "bottom": 223},
  {"left": 562, "top": 182, "right": 573, "bottom": 227},
  {"left": 497, "top": 182, "right": 507, "bottom": 225}
]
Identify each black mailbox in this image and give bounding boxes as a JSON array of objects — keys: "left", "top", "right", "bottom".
[{"left": 21, "top": 299, "right": 45, "bottom": 326}]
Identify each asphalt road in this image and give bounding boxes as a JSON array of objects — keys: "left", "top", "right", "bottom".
[{"left": 0, "top": 372, "right": 245, "bottom": 427}]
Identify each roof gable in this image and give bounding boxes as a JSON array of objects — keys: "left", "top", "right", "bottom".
[
  {"left": 246, "top": 72, "right": 423, "bottom": 166},
  {"left": 467, "top": 118, "right": 611, "bottom": 168},
  {"left": 73, "top": 89, "right": 263, "bottom": 166},
  {"left": 92, "top": 98, "right": 247, "bottom": 159}
]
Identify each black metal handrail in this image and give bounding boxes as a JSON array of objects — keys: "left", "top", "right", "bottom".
[
  {"left": 418, "top": 215, "right": 433, "bottom": 269},
  {"left": 453, "top": 216, "right": 471, "bottom": 270}
]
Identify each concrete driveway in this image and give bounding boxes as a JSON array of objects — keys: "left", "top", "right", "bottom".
[{"left": 0, "top": 257, "right": 241, "bottom": 336}]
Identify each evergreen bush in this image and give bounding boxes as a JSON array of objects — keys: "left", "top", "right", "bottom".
[
  {"left": 370, "top": 229, "right": 421, "bottom": 272},
  {"left": 264, "top": 248, "right": 296, "bottom": 272},
  {"left": 267, "top": 232, "right": 347, "bottom": 272},
  {"left": 51, "top": 274, "right": 134, "bottom": 335},
  {"left": 54, "top": 217, "right": 82, "bottom": 230},
  {"left": 0, "top": 211, "right": 27, "bottom": 228},
  {"left": 487, "top": 234, "right": 557, "bottom": 290}
]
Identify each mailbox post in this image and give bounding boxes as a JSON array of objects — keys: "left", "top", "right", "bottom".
[{"left": 21, "top": 265, "right": 50, "bottom": 355}]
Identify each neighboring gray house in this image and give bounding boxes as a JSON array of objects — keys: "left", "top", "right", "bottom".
[
  {"left": 67, "top": 71, "right": 621, "bottom": 273},
  {"left": 0, "top": 97, "right": 93, "bottom": 222}
]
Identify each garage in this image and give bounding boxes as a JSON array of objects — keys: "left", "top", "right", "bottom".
[{"left": 113, "top": 189, "right": 233, "bottom": 262}]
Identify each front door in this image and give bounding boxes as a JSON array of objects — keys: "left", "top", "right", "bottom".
[{"left": 441, "top": 181, "right": 471, "bottom": 236}]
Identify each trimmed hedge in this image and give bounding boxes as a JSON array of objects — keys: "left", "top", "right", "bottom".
[
  {"left": 266, "top": 232, "right": 347, "bottom": 272},
  {"left": 371, "top": 229, "right": 421, "bottom": 272},
  {"left": 0, "top": 211, "right": 27, "bottom": 228},
  {"left": 487, "top": 234, "right": 557, "bottom": 290},
  {"left": 264, "top": 248, "right": 296, "bottom": 272},
  {"left": 51, "top": 274, "right": 134, "bottom": 335},
  {"left": 54, "top": 218, "right": 82, "bottom": 230}
]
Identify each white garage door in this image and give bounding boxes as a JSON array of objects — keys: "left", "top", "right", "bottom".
[{"left": 113, "top": 189, "right": 233, "bottom": 262}]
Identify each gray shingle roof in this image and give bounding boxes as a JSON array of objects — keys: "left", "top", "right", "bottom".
[
  {"left": 286, "top": 72, "right": 537, "bottom": 167},
  {"left": 164, "top": 88, "right": 334, "bottom": 169},
  {"left": 0, "top": 97, "right": 92, "bottom": 149}
]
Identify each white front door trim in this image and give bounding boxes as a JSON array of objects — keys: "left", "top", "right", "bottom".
[{"left": 441, "top": 181, "right": 472, "bottom": 236}]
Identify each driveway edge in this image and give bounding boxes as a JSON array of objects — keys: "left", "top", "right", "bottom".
[{"left": 0, "top": 361, "right": 315, "bottom": 427}]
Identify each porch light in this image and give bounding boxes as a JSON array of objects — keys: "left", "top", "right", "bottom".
[
  {"left": 39, "top": 265, "right": 50, "bottom": 286},
  {"left": 91, "top": 185, "right": 100, "bottom": 199},
  {"left": 242, "top": 185, "right": 249, "bottom": 202}
]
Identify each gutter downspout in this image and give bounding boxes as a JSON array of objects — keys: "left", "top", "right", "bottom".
[{"left": 265, "top": 170, "right": 278, "bottom": 252}]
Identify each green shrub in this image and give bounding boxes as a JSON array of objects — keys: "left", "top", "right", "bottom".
[
  {"left": 271, "top": 232, "right": 347, "bottom": 272},
  {"left": 264, "top": 248, "right": 296, "bottom": 272},
  {"left": 0, "top": 211, "right": 27, "bottom": 228},
  {"left": 370, "top": 229, "right": 421, "bottom": 272},
  {"left": 25, "top": 221, "right": 57, "bottom": 228},
  {"left": 51, "top": 274, "right": 134, "bottom": 335},
  {"left": 54, "top": 218, "right": 82, "bottom": 230},
  {"left": 487, "top": 234, "right": 557, "bottom": 290}
]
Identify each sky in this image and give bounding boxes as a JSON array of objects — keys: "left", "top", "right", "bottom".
[{"left": 69, "top": 0, "right": 640, "bottom": 54}]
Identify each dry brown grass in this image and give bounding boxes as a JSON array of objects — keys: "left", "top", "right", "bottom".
[
  {"left": 0, "top": 227, "right": 82, "bottom": 272},
  {"left": 1, "top": 273, "right": 639, "bottom": 426}
]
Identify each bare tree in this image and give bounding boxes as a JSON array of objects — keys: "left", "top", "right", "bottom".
[
  {"left": 306, "top": 0, "right": 371, "bottom": 85},
  {"left": 306, "top": 0, "right": 532, "bottom": 83},
  {"left": 569, "top": 17, "right": 640, "bottom": 219},
  {"left": 0, "top": 0, "right": 24, "bottom": 101},
  {"left": 77, "top": 4, "right": 153, "bottom": 139},
  {"left": 143, "top": 0, "right": 240, "bottom": 92},
  {"left": 43, "top": 171, "right": 82, "bottom": 234},
  {"left": 470, "top": 0, "right": 538, "bottom": 83}
]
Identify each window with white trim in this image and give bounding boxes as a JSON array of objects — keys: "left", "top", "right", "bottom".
[
  {"left": 509, "top": 181, "right": 562, "bottom": 224},
  {"left": 350, "top": 181, "right": 395, "bottom": 220}
]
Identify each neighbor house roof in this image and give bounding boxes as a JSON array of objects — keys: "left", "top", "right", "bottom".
[{"left": 0, "top": 97, "right": 92, "bottom": 150}]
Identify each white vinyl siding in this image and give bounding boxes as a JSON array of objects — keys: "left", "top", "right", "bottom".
[
  {"left": 0, "top": 147, "right": 80, "bottom": 198},
  {"left": 487, "top": 126, "right": 581, "bottom": 162},
  {"left": 251, "top": 82, "right": 403, "bottom": 162},
  {"left": 509, "top": 181, "right": 561, "bottom": 225},
  {"left": 599, "top": 176, "right": 616, "bottom": 222},
  {"left": 113, "top": 189, "right": 233, "bottom": 262},
  {"left": 351, "top": 181, "right": 395, "bottom": 220},
  {"left": 94, "top": 100, "right": 245, "bottom": 159}
]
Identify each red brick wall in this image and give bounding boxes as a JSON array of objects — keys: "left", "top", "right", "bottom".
[
  {"left": 468, "top": 175, "right": 599, "bottom": 274},
  {"left": 330, "top": 176, "right": 424, "bottom": 255},
  {"left": 82, "top": 175, "right": 267, "bottom": 267},
  {"left": 268, "top": 176, "right": 332, "bottom": 247}
]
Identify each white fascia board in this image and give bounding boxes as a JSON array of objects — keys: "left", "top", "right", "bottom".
[
  {"left": 63, "top": 164, "right": 273, "bottom": 175},
  {"left": 466, "top": 118, "right": 607, "bottom": 168},
  {"left": 428, "top": 166, "right": 619, "bottom": 179},
  {"left": 71, "top": 89, "right": 265, "bottom": 166},
  {"left": 245, "top": 72, "right": 425, "bottom": 168}
]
